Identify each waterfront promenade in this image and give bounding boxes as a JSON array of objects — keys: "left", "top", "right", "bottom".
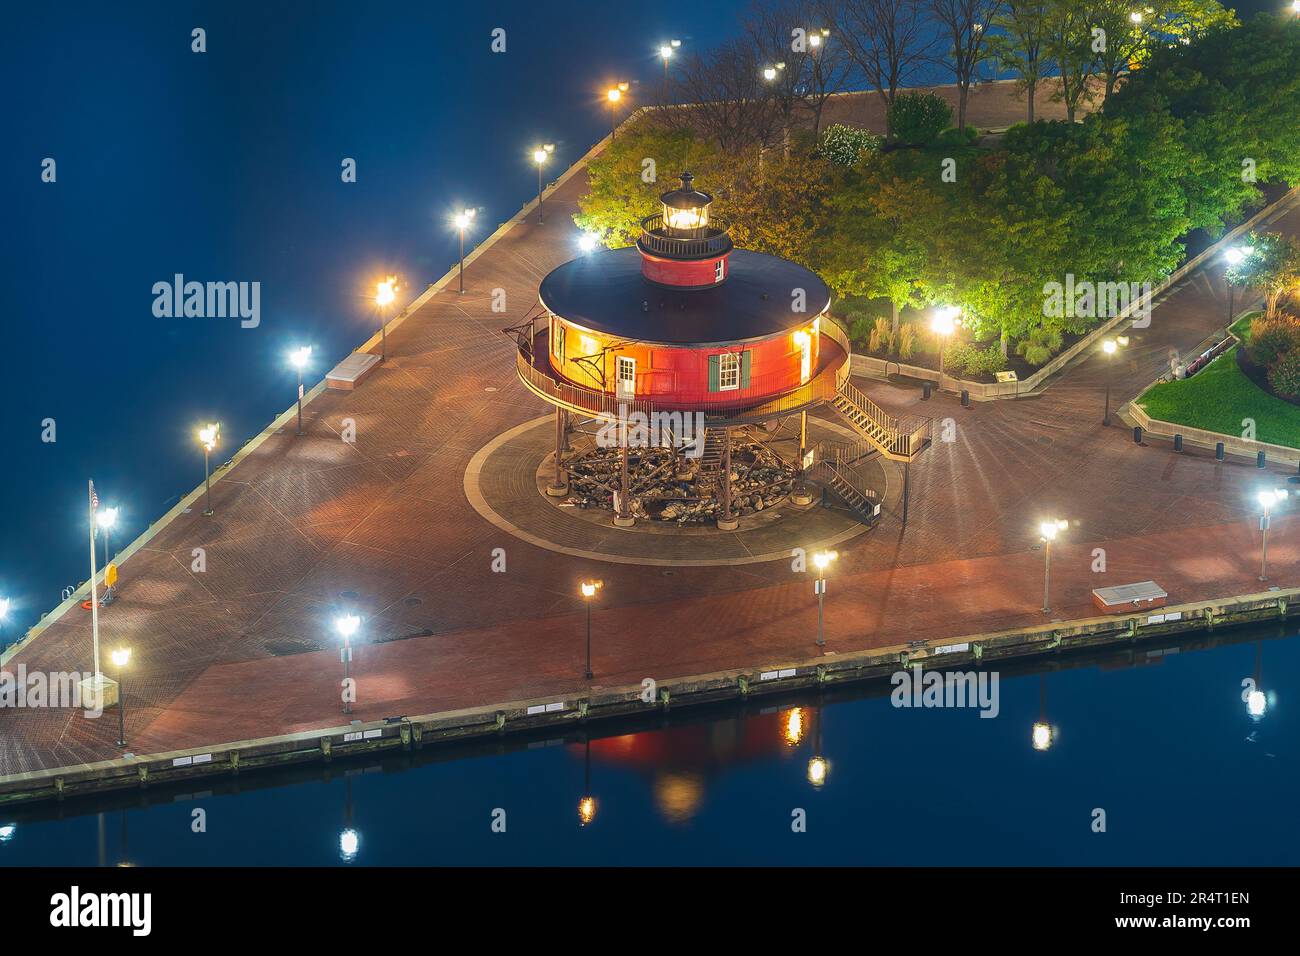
[{"left": 3, "top": 82, "right": 1298, "bottom": 778}]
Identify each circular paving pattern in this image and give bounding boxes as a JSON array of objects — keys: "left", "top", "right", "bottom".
[{"left": 464, "top": 414, "right": 893, "bottom": 566}]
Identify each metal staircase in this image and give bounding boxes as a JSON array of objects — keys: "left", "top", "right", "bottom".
[
  {"left": 809, "top": 441, "right": 881, "bottom": 523},
  {"left": 828, "top": 379, "right": 931, "bottom": 462},
  {"left": 698, "top": 427, "right": 727, "bottom": 472}
]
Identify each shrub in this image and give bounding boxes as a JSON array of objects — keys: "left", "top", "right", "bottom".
[
  {"left": 887, "top": 92, "right": 952, "bottom": 146},
  {"left": 868, "top": 316, "right": 894, "bottom": 354},
  {"left": 1250, "top": 314, "right": 1300, "bottom": 368},
  {"left": 1268, "top": 349, "right": 1300, "bottom": 399},
  {"left": 961, "top": 345, "right": 1009, "bottom": 378},
  {"left": 846, "top": 312, "right": 874, "bottom": 351},
  {"left": 1016, "top": 328, "right": 1064, "bottom": 367},
  {"left": 936, "top": 126, "right": 980, "bottom": 148},
  {"left": 897, "top": 324, "right": 917, "bottom": 360},
  {"left": 817, "top": 124, "right": 881, "bottom": 167}
]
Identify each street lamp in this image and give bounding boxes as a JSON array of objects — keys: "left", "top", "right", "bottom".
[
  {"left": 453, "top": 210, "right": 476, "bottom": 294},
  {"left": 96, "top": 506, "right": 119, "bottom": 570},
  {"left": 580, "top": 580, "right": 602, "bottom": 680},
  {"left": 577, "top": 233, "right": 598, "bottom": 253},
  {"left": 111, "top": 647, "right": 131, "bottom": 748},
  {"left": 931, "top": 306, "right": 960, "bottom": 387},
  {"left": 375, "top": 277, "right": 398, "bottom": 360},
  {"left": 335, "top": 613, "right": 361, "bottom": 715},
  {"left": 532, "top": 144, "right": 554, "bottom": 224},
  {"left": 659, "top": 43, "right": 674, "bottom": 103},
  {"left": 812, "top": 550, "right": 836, "bottom": 652},
  {"left": 1039, "top": 519, "right": 1068, "bottom": 614},
  {"left": 1224, "top": 244, "right": 1255, "bottom": 325},
  {"left": 197, "top": 423, "right": 220, "bottom": 516},
  {"left": 1257, "top": 488, "right": 1287, "bottom": 582},
  {"left": 289, "top": 346, "right": 312, "bottom": 436},
  {"left": 1100, "top": 335, "right": 1128, "bottom": 425},
  {"left": 606, "top": 83, "right": 629, "bottom": 140},
  {"left": 1129, "top": 10, "right": 1143, "bottom": 23}
]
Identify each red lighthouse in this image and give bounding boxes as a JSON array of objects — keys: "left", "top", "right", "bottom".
[{"left": 512, "top": 173, "right": 929, "bottom": 530}]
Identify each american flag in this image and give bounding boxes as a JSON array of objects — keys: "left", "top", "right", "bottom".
[{"left": 89, "top": 481, "right": 98, "bottom": 510}]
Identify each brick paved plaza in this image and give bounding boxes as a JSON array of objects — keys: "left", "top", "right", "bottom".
[{"left": 3, "top": 82, "right": 1299, "bottom": 778}]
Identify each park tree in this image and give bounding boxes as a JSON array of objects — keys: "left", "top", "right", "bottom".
[
  {"left": 990, "top": 0, "right": 1050, "bottom": 123},
  {"left": 822, "top": 0, "right": 937, "bottom": 129},
  {"left": 1091, "top": 0, "right": 1150, "bottom": 101},
  {"left": 1226, "top": 232, "right": 1300, "bottom": 321},
  {"left": 660, "top": 38, "right": 780, "bottom": 151},
  {"left": 928, "top": 0, "right": 1006, "bottom": 132},
  {"left": 1042, "top": 0, "right": 1100, "bottom": 122}
]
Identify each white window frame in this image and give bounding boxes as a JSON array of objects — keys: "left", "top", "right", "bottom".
[
  {"left": 552, "top": 321, "right": 565, "bottom": 360},
  {"left": 714, "top": 259, "right": 725, "bottom": 283},
  {"left": 718, "top": 352, "right": 740, "bottom": 391}
]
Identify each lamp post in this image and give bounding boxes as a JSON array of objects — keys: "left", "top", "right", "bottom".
[
  {"left": 659, "top": 44, "right": 673, "bottom": 102},
  {"left": 335, "top": 613, "right": 360, "bottom": 715},
  {"left": 197, "top": 423, "right": 220, "bottom": 516},
  {"left": 1224, "top": 244, "right": 1254, "bottom": 325},
  {"left": 606, "top": 83, "right": 628, "bottom": 140},
  {"left": 1039, "top": 518, "right": 1068, "bottom": 614},
  {"left": 96, "top": 506, "right": 119, "bottom": 570},
  {"left": 533, "top": 144, "right": 554, "bottom": 224},
  {"left": 111, "top": 647, "right": 131, "bottom": 748},
  {"left": 812, "top": 550, "right": 836, "bottom": 652},
  {"left": 931, "top": 307, "right": 960, "bottom": 389},
  {"left": 1100, "top": 335, "right": 1129, "bottom": 425},
  {"left": 375, "top": 277, "right": 397, "bottom": 361},
  {"left": 1257, "top": 488, "right": 1287, "bottom": 582},
  {"left": 290, "top": 346, "right": 312, "bottom": 436},
  {"left": 454, "top": 210, "right": 476, "bottom": 294},
  {"left": 580, "top": 580, "right": 602, "bottom": 680}
]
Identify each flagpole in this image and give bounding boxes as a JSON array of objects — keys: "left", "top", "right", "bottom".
[{"left": 88, "top": 480, "right": 101, "bottom": 681}]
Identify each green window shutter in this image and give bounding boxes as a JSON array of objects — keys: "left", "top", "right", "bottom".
[
  {"left": 708, "top": 354, "right": 720, "bottom": 391},
  {"left": 740, "top": 350, "right": 751, "bottom": 388}
]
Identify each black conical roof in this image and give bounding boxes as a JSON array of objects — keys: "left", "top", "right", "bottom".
[{"left": 660, "top": 172, "right": 712, "bottom": 210}]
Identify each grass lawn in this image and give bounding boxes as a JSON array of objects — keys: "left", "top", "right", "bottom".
[{"left": 1137, "top": 341, "right": 1300, "bottom": 448}]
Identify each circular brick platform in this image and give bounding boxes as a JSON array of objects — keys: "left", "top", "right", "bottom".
[{"left": 465, "top": 415, "right": 890, "bottom": 566}]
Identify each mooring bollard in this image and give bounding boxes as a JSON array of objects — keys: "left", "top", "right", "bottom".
[
  {"left": 1258, "top": 450, "right": 1266, "bottom": 469},
  {"left": 1173, "top": 434, "right": 1183, "bottom": 453},
  {"left": 1133, "top": 426, "right": 1143, "bottom": 445},
  {"left": 1216, "top": 441, "right": 1225, "bottom": 461},
  {"left": 922, "top": 382, "right": 932, "bottom": 401},
  {"left": 960, "top": 389, "right": 970, "bottom": 408}
]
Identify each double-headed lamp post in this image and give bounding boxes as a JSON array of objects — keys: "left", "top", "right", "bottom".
[
  {"left": 533, "top": 144, "right": 554, "bottom": 224},
  {"left": 375, "top": 277, "right": 397, "bottom": 361},
  {"left": 290, "top": 346, "right": 312, "bottom": 436},
  {"left": 335, "top": 613, "right": 361, "bottom": 715},
  {"left": 111, "top": 647, "right": 131, "bottom": 748},
  {"left": 197, "top": 423, "right": 220, "bottom": 516},
  {"left": 1039, "top": 519, "right": 1068, "bottom": 615},
  {"left": 1257, "top": 488, "right": 1287, "bottom": 582},
  {"left": 931, "top": 306, "right": 960, "bottom": 389},
  {"left": 580, "top": 580, "right": 602, "bottom": 680},
  {"left": 454, "top": 210, "right": 476, "bottom": 294},
  {"left": 812, "top": 550, "right": 836, "bottom": 652},
  {"left": 606, "top": 82, "right": 629, "bottom": 140},
  {"left": 1100, "top": 335, "right": 1129, "bottom": 425}
]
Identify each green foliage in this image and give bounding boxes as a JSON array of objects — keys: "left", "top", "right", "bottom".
[
  {"left": 817, "top": 124, "right": 881, "bottom": 167},
  {"left": 936, "top": 126, "right": 980, "bottom": 148},
  {"left": 886, "top": 92, "right": 952, "bottom": 146},
  {"left": 1265, "top": 343, "right": 1300, "bottom": 400},
  {"left": 1017, "top": 328, "right": 1064, "bottom": 366},
  {"left": 1248, "top": 315, "right": 1300, "bottom": 368},
  {"left": 1226, "top": 232, "right": 1300, "bottom": 320},
  {"left": 1267, "top": 349, "right": 1300, "bottom": 401},
  {"left": 846, "top": 312, "right": 875, "bottom": 351}
]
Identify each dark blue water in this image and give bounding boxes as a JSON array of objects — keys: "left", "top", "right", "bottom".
[
  {"left": 0, "top": 0, "right": 748, "bottom": 638},
  {"left": 1, "top": 627, "right": 1293, "bottom": 865}
]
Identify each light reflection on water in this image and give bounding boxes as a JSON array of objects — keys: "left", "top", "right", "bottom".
[{"left": 1, "top": 625, "right": 1296, "bottom": 866}]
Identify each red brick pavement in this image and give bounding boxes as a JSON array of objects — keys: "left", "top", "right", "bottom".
[{"left": 2, "top": 82, "right": 1295, "bottom": 775}]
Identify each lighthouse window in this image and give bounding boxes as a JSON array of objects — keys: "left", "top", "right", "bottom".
[
  {"left": 617, "top": 355, "right": 636, "bottom": 392},
  {"left": 718, "top": 352, "right": 740, "bottom": 390},
  {"left": 552, "top": 322, "right": 565, "bottom": 360},
  {"left": 714, "top": 259, "right": 725, "bottom": 283}
]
